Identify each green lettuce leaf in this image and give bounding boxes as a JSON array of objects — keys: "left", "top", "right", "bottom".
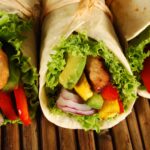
[
  {"left": 0, "top": 118, "right": 21, "bottom": 126},
  {"left": 20, "top": 56, "right": 38, "bottom": 118},
  {"left": 127, "top": 26, "right": 150, "bottom": 76},
  {"left": 0, "top": 11, "right": 31, "bottom": 46},
  {"left": 0, "top": 41, "right": 2, "bottom": 48},
  {"left": 0, "top": 11, "right": 38, "bottom": 125},
  {"left": 50, "top": 106, "right": 101, "bottom": 132},
  {"left": 45, "top": 33, "right": 138, "bottom": 131}
]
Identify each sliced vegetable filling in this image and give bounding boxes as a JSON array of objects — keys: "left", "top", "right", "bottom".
[{"left": 45, "top": 33, "right": 138, "bottom": 132}]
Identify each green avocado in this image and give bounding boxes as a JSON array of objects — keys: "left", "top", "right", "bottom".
[
  {"left": 59, "top": 53, "right": 86, "bottom": 89},
  {"left": 87, "top": 93, "right": 104, "bottom": 109}
]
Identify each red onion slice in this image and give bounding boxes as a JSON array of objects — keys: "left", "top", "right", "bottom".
[
  {"left": 57, "top": 97, "right": 92, "bottom": 111},
  {"left": 57, "top": 104, "right": 95, "bottom": 115},
  {"left": 60, "top": 88, "right": 83, "bottom": 103},
  {"left": 56, "top": 89, "right": 95, "bottom": 116}
]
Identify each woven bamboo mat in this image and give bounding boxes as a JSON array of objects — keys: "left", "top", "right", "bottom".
[{"left": 0, "top": 96, "right": 150, "bottom": 150}]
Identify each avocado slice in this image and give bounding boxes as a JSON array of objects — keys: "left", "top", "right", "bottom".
[
  {"left": 59, "top": 53, "right": 86, "bottom": 89},
  {"left": 87, "top": 93, "right": 104, "bottom": 109}
]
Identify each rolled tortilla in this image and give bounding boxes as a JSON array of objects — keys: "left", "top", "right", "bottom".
[
  {"left": 0, "top": 0, "right": 39, "bottom": 124},
  {"left": 39, "top": 0, "right": 137, "bottom": 130},
  {"left": 0, "top": 0, "right": 40, "bottom": 18},
  {"left": 109, "top": 0, "right": 150, "bottom": 99}
]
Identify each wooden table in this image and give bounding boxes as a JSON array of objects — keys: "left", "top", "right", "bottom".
[{"left": 0, "top": 96, "right": 150, "bottom": 150}]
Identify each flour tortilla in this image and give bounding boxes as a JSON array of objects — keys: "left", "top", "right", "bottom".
[
  {"left": 110, "top": 0, "right": 150, "bottom": 41},
  {"left": 0, "top": 0, "right": 39, "bottom": 67},
  {"left": 110, "top": 0, "right": 150, "bottom": 99},
  {"left": 39, "top": 0, "right": 136, "bottom": 130},
  {"left": 0, "top": 0, "right": 40, "bottom": 18}
]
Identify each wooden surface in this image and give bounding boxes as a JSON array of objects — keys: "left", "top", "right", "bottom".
[{"left": 0, "top": 96, "right": 150, "bottom": 150}]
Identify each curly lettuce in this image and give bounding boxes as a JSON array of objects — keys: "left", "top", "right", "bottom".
[
  {"left": 127, "top": 26, "right": 150, "bottom": 75},
  {"left": 0, "top": 11, "right": 38, "bottom": 124},
  {"left": 45, "top": 33, "right": 138, "bottom": 132}
]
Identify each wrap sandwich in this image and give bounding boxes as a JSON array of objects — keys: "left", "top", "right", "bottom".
[
  {"left": 108, "top": 0, "right": 150, "bottom": 99},
  {"left": 0, "top": 0, "right": 39, "bottom": 125},
  {"left": 39, "top": 0, "right": 138, "bottom": 131}
]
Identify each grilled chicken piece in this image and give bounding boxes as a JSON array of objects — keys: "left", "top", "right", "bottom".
[
  {"left": 0, "top": 49, "right": 9, "bottom": 89},
  {"left": 86, "top": 57, "right": 110, "bottom": 92}
]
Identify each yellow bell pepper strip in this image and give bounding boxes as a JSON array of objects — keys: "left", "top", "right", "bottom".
[
  {"left": 74, "top": 73, "right": 93, "bottom": 101},
  {"left": 99, "top": 100, "right": 120, "bottom": 119},
  {"left": 0, "top": 91, "right": 18, "bottom": 120},
  {"left": 0, "top": 49, "right": 9, "bottom": 89},
  {"left": 14, "top": 86, "right": 31, "bottom": 125}
]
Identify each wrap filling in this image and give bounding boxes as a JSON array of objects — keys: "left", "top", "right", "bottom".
[
  {"left": 127, "top": 26, "right": 150, "bottom": 93},
  {"left": 45, "top": 33, "right": 138, "bottom": 132},
  {"left": 0, "top": 11, "right": 38, "bottom": 125}
]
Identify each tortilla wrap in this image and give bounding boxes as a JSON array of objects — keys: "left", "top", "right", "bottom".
[
  {"left": 0, "top": 0, "right": 39, "bottom": 124},
  {"left": 109, "top": 0, "right": 150, "bottom": 99},
  {"left": 109, "top": 0, "right": 150, "bottom": 41},
  {"left": 39, "top": 0, "right": 136, "bottom": 130}
]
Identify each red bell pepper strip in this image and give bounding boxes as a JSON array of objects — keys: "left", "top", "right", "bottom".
[
  {"left": 14, "top": 86, "right": 31, "bottom": 125},
  {"left": 101, "top": 83, "right": 119, "bottom": 101},
  {"left": 0, "top": 91, "right": 18, "bottom": 120},
  {"left": 141, "top": 56, "right": 150, "bottom": 93},
  {"left": 118, "top": 98, "right": 124, "bottom": 113}
]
